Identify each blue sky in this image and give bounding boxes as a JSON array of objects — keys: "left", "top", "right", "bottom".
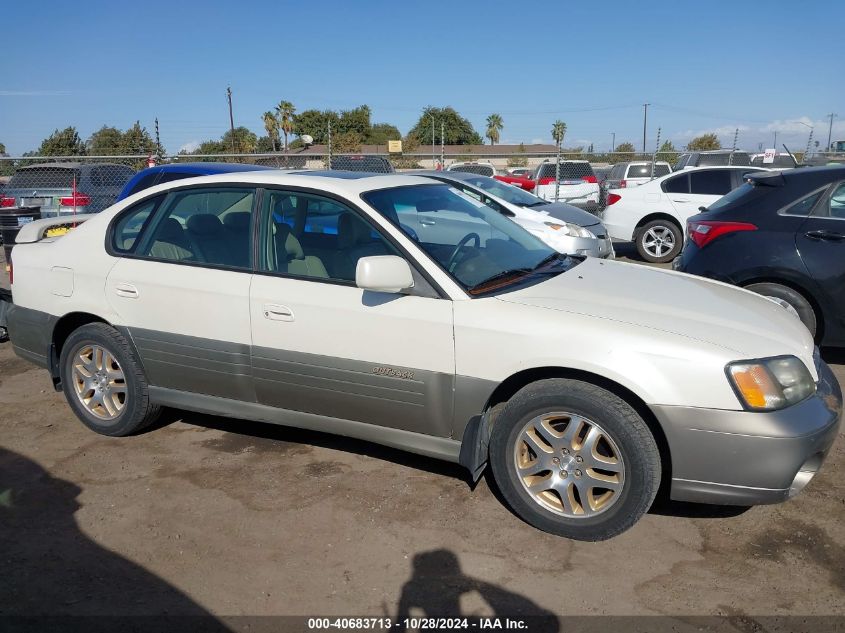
[{"left": 2, "top": 0, "right": 843, "bottom": 155}]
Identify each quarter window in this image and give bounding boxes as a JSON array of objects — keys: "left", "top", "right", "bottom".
[
  {"left": 783, "top": 190, "right": 824, "bottom": 217},
  {"left": 112, "top": 196, "right": 162, "bottom": 253},
  {"left": 662, "top": 174, "right": 689, "bottom": 194},
  {"left": 689, "top": 170, "right": 732, "bottom": 195},
  {"left": 140, "top": 187, "right": 256, "bottom": 268},
  {"left": 259, "top": 190, "right": 400, "bottom": 282},
  {"left": 824, "top": 183, "right": 845, "bottom": 219}
]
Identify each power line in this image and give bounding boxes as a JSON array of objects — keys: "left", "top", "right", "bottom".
[{"left": 827, "top": 113, "right": 838, "bottom": 151}]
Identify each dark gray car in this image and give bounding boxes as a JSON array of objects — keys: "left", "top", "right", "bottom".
[{"left": 2, "top": 163, "right": 136, "bottom": 217}]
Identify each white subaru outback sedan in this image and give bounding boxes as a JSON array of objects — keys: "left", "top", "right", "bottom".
[{"left": 6, "top": 171, "right": 841, "bottom": 541}]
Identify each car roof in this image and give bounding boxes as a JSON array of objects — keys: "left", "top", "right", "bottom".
[
  {"left": 411, "top": 169, "right": 488, "bottom": 182},
  {"left": 141, "top": 162, "right": 276, "bottom": 175},
  {"left": 119, "top": 170, "right": 440, "bottom": 203}
]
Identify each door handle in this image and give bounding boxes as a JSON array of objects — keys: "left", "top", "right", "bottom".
[
  {"left": 114, "top": 282, "right": 139, "bottom": 299},
  {"left": 263, "top": 303, "right": 294, "bottom": 322},
  {"left": 670, "top": 198, "right": 690, "bottom": 203},
  {"left": 419, "top": 218, "right": 436, "bottom": 226},
  {"left": 805, "top": 230, "right": 845, "bottom": 241}
]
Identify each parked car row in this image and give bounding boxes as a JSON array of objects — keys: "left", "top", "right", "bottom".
[{"left": 6, "top": 167, "right": 840, "bottom": 544}]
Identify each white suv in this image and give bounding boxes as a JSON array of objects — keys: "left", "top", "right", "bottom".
[
  {"left": 446, "top": 162, "right": 496, "bottom": 177},
  {"left": 602, "top": 166, "right": 769, "bottom": 262},
  {"left": 6, "top": 171, "right": 840, "bottom": 541},
  {"left": 532, "top": 160, "right": 600, "bottom": 211}
]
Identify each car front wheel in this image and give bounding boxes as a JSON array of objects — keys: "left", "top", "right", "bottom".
[
  {"left": 59, "top": 323, "right": 161, "bottom": 436},
  {"left": 489, "top": 378, "right": 661, "bottom": 541},
  {"left": 636, "top": 220, "right": 682, "bottom": 263},
  {"left": 745, "top": 282, "right": 818, "bottom": 337}
]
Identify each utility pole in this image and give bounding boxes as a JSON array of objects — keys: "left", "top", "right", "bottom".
[
  {"left": 642, "top": 103, "right": 650, "bottom": 154},
  {"left": 226, "top": 86, "right": 236, "bottom": 154},
  {"left": 440, "top": 121, "right": 445, "bottom": 169},
  {"left": 611, "top": 132, "right": 615, "bottom": 152},
  {"left": 431, "top": 115, "right": 435, "bottom": 169},
  {"left": 154, "top": 118, "right": 161, "bottom": 159},
  {"left": 773, "top": 131, "right": 777, "bottom": 149},
  {"left": 827, "top": 113, "right": 837, "bottom": 151}
]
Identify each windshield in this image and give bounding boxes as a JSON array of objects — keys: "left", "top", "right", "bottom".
[
  {"left": 362, "top": 184, "right": 570, "bottom": 294},
  {"left": 461, "top": 175, "right": 544, "bottom": 206}
]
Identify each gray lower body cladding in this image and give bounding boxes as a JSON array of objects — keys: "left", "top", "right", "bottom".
[
  {"left": 6, "top": 303, "right": 56, "bottom": 369},
  {"left": 652, "top": 360, "right": 843, "bottom": 505}
]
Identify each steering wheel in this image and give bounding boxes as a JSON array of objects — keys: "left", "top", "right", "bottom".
[{"left": 446, "top": 232, "right": 481, "bottom": 272}]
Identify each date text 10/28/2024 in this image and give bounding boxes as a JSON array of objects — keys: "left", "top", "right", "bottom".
[{"left": 307, "top": 617, "right": 534, "bottom": 630}]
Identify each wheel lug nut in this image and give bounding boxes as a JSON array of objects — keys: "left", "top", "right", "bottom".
[
  {"left": 552, "top": 457, "right": 560, "bottom": 464},
  {"left": 562, "top": 448, "right": 569, "bottom": 454},
  {"left": 560, "top": 470, "right": 568, "bottom": 478},
  {"left": 575, "top": 469, "right": 582, "bottom": 477},
  {"left": 575, "top": 455, "right": 583, "bottom": 463}
]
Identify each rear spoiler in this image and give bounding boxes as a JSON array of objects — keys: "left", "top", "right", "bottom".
[
  {"left": 15, "top": 214, "right": 96, "bottom": 244},
  {"left": 745, "top": 171, "right": 786, "bottom": 187}
]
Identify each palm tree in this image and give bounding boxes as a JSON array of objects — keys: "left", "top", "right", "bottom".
[
  {"left": 485, "top": 113, "right": 503, "bottom": 146},
  {"left": 551, "top": 120, "right": 567, "bottom": 149},
  {"left": 275, "top": 101, "right": 296, "bottom": 151},
  {"left": 262, "top": 111, "right": 279, "bottom": 152}
]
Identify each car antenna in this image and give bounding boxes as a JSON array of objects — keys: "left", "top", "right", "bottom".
[{"left": 782, "top": 144, "right": 799, "bottom": 167}]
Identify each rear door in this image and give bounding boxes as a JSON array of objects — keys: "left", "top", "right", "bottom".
[
  {"left": 795, "top": 181, "right": 845, "bottom": 328},
  {"left": 667, "top": 169, "right": 734, "bottom": 223},
  {"left": 105, "top": 185, "right": 257, "bottom": 401}
]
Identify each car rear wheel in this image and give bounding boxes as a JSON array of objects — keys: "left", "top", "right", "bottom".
[
  {"left": 489, "top": 378, "right": 661, "bottom": 541},
  {"left": 636, "top": 220, "right": 682, "bottom": 263},
  {"left": 745, "top": 282, "right": 817, "bottom": 337},
  {"left": 60, "top": 323, "right": 161, "bottom": 436}
]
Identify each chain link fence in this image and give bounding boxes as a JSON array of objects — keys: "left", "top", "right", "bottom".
[{"left": 2, "top": 149, "right": 843, "bottom": 221}]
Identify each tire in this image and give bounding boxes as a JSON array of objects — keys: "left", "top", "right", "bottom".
[
  {"left": 59, "top": 323, "right": 161, "bottom": 436},
  {"left": 745, "top": 282, "right": 817, "bottom": 337},
  {"left": 635, "top": 219, "right": 682, "bottom": 263},
  {"left": 489, "top": 378, "right": 661, "bottom": 541}
]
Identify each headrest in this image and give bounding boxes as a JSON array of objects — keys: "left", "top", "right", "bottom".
[
  {"left": 223, "top": 212, "right": 251, "bottom": 231},
  {"left": 275, "top": 222, "right": 304, "bottom": 260},
  {"left": 186, "top": 214, "right": 225, "bottom": 236},
  {"left": 337, "top": 213, "right": 372, "bottom": 249},
  {"left": 157, "top": 217, "right": 185, "bottom": 240}
]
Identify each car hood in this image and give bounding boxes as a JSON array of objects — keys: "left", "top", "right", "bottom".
[
  {"left": 496, "top": 257, "right": 816, "bottom": 372},
  {"left": 526, "top": 202, "right": 601, "bottom": 227}
]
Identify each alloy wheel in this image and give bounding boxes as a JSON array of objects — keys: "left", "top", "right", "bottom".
[
  {"left": 71, "top": 344, "right": 127, "bottom": 422},
  {"left": 513, "top": 411, "right": 625, "bottom": 517},
  {"left": 642, "top": 226, "right": 676, "bottom": 258}
]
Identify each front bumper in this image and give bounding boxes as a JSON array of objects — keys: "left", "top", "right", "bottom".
[
  {"left": 548, "top": 234, "right": 614, "bottom": 259},
  {"left": 651, "top": 358, "right": 842, "bottom": 506}
]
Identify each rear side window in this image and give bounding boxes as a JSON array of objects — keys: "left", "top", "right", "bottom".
[
  {"left": 783, "top": 190, "right": 824, "bottom": 217},
  {"left": 124, "top": 172, "right": 160, "bottom": 197},
  {"left": 609, "top": 164, "right": 625, "bottom": 179},
  {"left": 822, "top": 183, "right": 845, "bottom": 219},
  {"left": 626, "top": 164, "right": 670, "bottom": 179},
  {"left": 8, "top": 167, "right": 80, "bottom": 189},
  {"left": 689, "top": 170, "right": 732, "bottom": 195},
  {"left": 112, "top": 197, "right": 162, "bottom": 253},
  {"left": 536, "top": 162, "right": 595, "bottom": 181},
  {"left": 88, "top": 165, "right": 135, "bottom": 188},
  {"left": 662, "top": 174, "right": 689, "bottom": 194},
  {"left": 138, "top": 187, "right": 256, "bottom": 269}
]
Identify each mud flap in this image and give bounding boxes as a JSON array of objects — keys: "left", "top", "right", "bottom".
[{"left": 458, "top": 412, "right": 491, "bottom": 482}]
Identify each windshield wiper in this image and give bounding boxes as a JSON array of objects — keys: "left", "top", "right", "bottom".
[
  {"left": 468, "top": 254, "right": 565, "bottom": 293},
  {"left": 522, "top": 201, "right": 549, "bottom": 208}
]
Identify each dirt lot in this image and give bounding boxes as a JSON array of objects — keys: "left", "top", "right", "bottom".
[{"left": 1, "top": 246, "right": 844, "bottom": 624}]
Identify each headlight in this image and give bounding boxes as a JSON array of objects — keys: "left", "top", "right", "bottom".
[
  {"left": 726, "top": 356, "right": 815, "bottom": 411},
  {"left": 544, "top": 221, "right": 596, "bottom": 239}
]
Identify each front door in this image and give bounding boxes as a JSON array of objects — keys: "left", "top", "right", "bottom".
[
  {"left": 106, "top": 185, "right": 257, "bottom": 401},
  {"left": 249, "top": 188, "right": 456, "bottom": 437},
  {"left": 795, "top": 180, "right": 845, "bottom": 332}
]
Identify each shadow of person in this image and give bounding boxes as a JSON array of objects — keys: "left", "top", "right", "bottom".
[
  {"left": 395, "top": 549, "right": 558, "bottom": 633},
  {"left": 0, "top": 447, "right": 230, "bottom": 628}
]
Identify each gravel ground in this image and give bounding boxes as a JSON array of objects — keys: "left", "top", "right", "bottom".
[{"left": 1, "top": 245, "right": 843, "bottom": 625}]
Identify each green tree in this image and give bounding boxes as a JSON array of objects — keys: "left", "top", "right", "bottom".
[
  {"left": 687, "top": 133, "right": 721, "bottom": 151},
  {"left": 275, "top": 100, "right": 296, "bottom": 151},
  {"left": 333, "top": 131, "right": 363, "bottom": 153},
  {"left": 486, "top": 113, "right": 503, "bottom": 145},
  {"left": 610, "top": 141, "right": 637, "bottom": 163},
  {"left": 0, "top": 142, "right": 6, "bottom": 155},
  {"left": 293, "top": 109, "right": 339, "bottom": 144},
  {"left": 408, "top": 106, "right": 482, "bottom": 146},
  {"left": 87, "top": 126, "right": 123, "bottom": 155},
  {"left": 120, "top": 121, "right": 156, "bottom": 155},
  {"left": 262, "top": 111, "right": 279, "bottom": 152},
  {"left": 36, "top": 127, "right": 86, "bottom": 156},
  {"left": 656, "top": 140, "right": 678, "bottom": 164},
  {"left": 222, "top": 126, "right": 258, "bottom": 154},
  {"left": 337, "top": 105, "right": 371, "bottom": 137},
  {"left": 366, "top": 123, "right": 401, "bottom": 145}
]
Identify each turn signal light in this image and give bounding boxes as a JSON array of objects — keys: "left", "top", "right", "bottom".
[
  {"left": 1, "top": 196, "right": 15, "bottom": 207},
  {"left": 606, "top": 193, "right": 622, "bottom": 206},
  {"left": 59, "top": 193, "right": 91, "bottom": 207}
]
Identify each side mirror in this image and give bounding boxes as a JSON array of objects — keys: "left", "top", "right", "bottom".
[{"left": 356, "top": 256, "right": 414, "bottom": 294}]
